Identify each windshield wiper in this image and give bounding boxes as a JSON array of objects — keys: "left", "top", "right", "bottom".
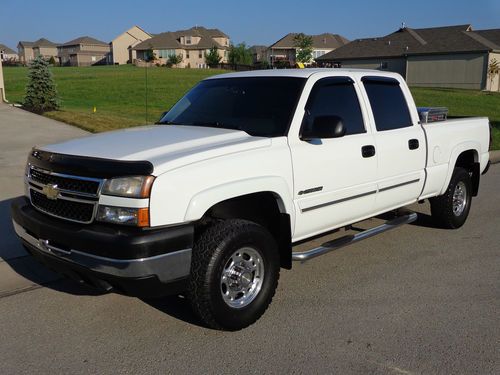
[{"left": 157, "top": 120, "right": 182, "bottom": 125}]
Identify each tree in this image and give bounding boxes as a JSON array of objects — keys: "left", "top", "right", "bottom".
[
  {"left": 293, "top": 33, "right": 313, "bottom": 64},
  {"left": 23, "top": 56, "right": 59, "bottom": 113},
  {"left": 145, "top": 47, "right": 156, "bottom": 62},
  {"left": 205, "top": 46, "right": 222, "bottom": 66},
  {"left": 48, "top": 56, "right": 56, "bottom": 66},
  {"left": 228, "top": 43, "right": 253, "bottom": 66},
  {"left": 167, "top": 54, "right": 183, "bottom": 67},
  {"left": 487, "top": 58, "right": 499, "bottom": 91}
]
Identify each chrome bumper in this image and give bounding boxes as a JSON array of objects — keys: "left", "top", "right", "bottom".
[{"left": 13, "top": 220, "right": 192, "bottom": 283}]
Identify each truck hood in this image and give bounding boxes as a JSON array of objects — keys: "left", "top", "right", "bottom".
[{"left": 40, "top": 125, "right": 272, "bottom": 175}]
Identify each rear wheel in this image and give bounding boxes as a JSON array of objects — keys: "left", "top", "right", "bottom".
[
  {"left": 430, "top": 167, "right": 472, "bottom": 229},
  {"left": 188, "top": 219, "right": 280, "bottom": 330}
]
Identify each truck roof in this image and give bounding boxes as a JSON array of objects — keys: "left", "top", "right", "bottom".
[{"left": 208, "top": 68, "right": 402, "bottom": 80}]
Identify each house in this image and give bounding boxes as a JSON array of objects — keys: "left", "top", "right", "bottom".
[
  {"left": 249, "top": 45, "right": 268, "bottom": 64},
  {"left": 32, "top": 38, "right": 58, "bottom": 61},
  {"left": 18, "top": 41, "right": 34, "bottom": 64},
  {"left": 110, "top": 26, "right": 152, "bottom": 65},
  {"left": 317, "top": 24, "right": 500, "bottom": 91},
  {"left": 267, "top": 33, "right": 349, "bottom": 66},
  {"left": 58, "top": 36, "right": 110, "bottom": 66},
  {"left": 0, "top": 44, "right": 18, "bottom": 61},
  {"left": 133, "top": 26, "right": 230, "bottom": 68},
  {"left": 17, "top": 38, "right": 58, "bottom": 64}
]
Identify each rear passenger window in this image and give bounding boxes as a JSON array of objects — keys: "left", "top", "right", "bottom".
[
  {"left": 363, "top": 77, "right": 412, "bottom": 131},
  {"left": 304, "top": 77, "right": 365, "bottom": 135}
]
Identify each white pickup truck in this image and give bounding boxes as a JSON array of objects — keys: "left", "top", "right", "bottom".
[{"left": 12, "top": 69, "right": 491, "bottom": 330}]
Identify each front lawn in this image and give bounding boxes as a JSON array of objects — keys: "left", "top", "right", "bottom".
[
  {"left": 3, "top": 66, "right": 500, "bottom": 149},
  {"left": 3, "top": 65, "right": 224, "bottom": 132},
  {"left": 411, "top": 87, "right": 500, "bottom": 150}
]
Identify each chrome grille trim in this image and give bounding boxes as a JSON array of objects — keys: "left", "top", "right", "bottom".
[{"left": 26, "top": 165, "right": 104, "bottom": 224}]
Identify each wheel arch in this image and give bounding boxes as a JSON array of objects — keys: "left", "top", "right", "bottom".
[
  {"left": 440, "top": 143, "right": 480, "bottom": 196},
  {"left": 185, "top": 179, "right": 294, "bottom": 269}
]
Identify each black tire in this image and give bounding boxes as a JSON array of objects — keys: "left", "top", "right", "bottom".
[
  {"left": 188, "top": 219, "right": 280, "bottom": 330},
  {"left": 430, "top": 167, "right": 472, "bottom": 229}
]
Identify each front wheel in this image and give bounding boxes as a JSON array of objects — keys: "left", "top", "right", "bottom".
[
  {"left": 188, "top": 219, "right": 280, "bottom": 330},
  {"left": 430, "top": 167, "right": 472, "bottom": 229}
]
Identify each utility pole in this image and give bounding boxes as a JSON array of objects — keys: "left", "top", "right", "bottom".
[
  {"left": 0, "top": 58, "right": 6, "bottom": 102},
  {"left": 145, "top": 62, "right": 148, "bottom": 123}
]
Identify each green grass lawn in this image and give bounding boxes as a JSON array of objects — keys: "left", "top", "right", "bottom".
[
  {"left": 3, "top": 65, "right": 225, "bottom": 132},
  {"left": 3, "top": 65, "right": 500, "bottom": 149},
  {"left": 411, "top": 87, "right": 500, "bottom": 150}
]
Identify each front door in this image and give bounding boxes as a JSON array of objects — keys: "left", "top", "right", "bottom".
[{"left": 290, "top": 77, "right": 378, "bottom": 241}]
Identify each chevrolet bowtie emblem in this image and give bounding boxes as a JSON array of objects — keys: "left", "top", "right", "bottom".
[{"left": 42, "top": 184, "right": 60, "bottom": 200}]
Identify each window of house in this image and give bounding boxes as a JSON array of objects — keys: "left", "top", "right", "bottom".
[
  {"left": 186, "top": 36, "right": 191, "bottom": 45},
  {"left": 186, "top": 50, "right": 190, "bottom": 59},
  {"left": 313, "top": 50, "right": 326, "bottom": 59},
  {"left": 198, "top": 50, "right": 203, "bottom": 58},
  {"left": 158, "top": 49, "right": 176, "bottom": 58},
  {"left": 303, "top": 77, "right": 366, "bottom": 136},
  {"left": 380, "top": 61, "right": 388, "bottom": 70},
  {"left": 362, "top": 77, "right": 412, "bottom": 131}
]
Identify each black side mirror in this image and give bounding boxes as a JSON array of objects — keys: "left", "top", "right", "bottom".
[
  {"left": 301, "top": 115, "right": 346, "bottom": 141},
  {"left": 155, "top": 111, "right": 169, "bottom": 125}
]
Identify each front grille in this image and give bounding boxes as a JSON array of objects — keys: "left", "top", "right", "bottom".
[
  {"left": 29, "top": 168, "right": 100, "bottom": 195},
  {"left": 30, "top": 189, "right": 95, "bottom": 223}
]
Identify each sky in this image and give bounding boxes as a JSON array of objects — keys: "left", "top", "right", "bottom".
[{"left": 1, "top": 0, "right": 499, "bottom": 49}]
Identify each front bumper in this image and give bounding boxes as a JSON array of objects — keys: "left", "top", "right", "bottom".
[{"left": 11, "top": 197, "right": 194, "bottom": 297}]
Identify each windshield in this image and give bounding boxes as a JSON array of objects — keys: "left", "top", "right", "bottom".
[{"left": 159, "top": 77, "right": 306, "bottom": 137}]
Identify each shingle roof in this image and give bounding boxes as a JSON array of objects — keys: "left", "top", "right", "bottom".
[
  {"left": 59, "top": 36, "right": 108, "bottom": 47},
  {"left": 133, "top": 26, "right": 229, "bottom": 50},
  {"left": 269, "top": 33, "right": 350, "bottom": 49},
  {"left": 249, "top": 45, "right": 268, "bottom": 53},
  {"left": 18, "top": 41, "right": 34, "bottom": 47},
  {"left": 0, "top": 44, "right": 17, "bottom": 54},
  {"left": 317, "top": 24, "right": 500, "bottom": 61},
  {"left": 33, "top": 38, "right": 58, "bottom": 48},
  {"left": 472, "top": 29, "right": 500, "bottom": 48}
]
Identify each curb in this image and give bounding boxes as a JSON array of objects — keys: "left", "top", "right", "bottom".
[{"left": 490, "top": 150, "right": 500, "bottom": 164}]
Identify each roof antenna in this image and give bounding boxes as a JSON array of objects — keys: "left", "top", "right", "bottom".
[{"left": 401, "top": 22, "right": 406, "bottom": 29}]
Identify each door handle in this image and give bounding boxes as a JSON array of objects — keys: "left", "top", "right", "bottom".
[
  {"left": 408, "top": 139, "right": 419, "bottom": 150},
  {"left": 361, "top": 145, "right": 376, "bottom": 158}
]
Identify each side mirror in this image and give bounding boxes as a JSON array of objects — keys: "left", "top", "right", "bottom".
[
  {"left": 301, "top": 115, "right": 346, "bottom": 141},
  {"left": 155, "top": 111, "right": 169, "bottom": 125}
]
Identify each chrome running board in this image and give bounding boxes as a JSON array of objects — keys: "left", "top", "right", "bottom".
[{"left": 292, "top": 212, "right": 418, "bottom": 262}]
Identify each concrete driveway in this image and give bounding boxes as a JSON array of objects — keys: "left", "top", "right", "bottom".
[
  {"left": 0, "top": 104, "right": 87, "bottom": 296},
  {"left": 0, "top": 104, "right": 498, "bottom": 374}
]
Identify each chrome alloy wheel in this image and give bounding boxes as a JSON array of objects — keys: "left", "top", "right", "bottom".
[
  {"left": 220, "top": 247, "right": 264, "bottom": 308},
  {"left": 452, "top": 181, "right": 467, "bottom": 216}
]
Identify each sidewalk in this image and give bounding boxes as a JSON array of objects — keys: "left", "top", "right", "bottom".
[
  {"left": 0, "top": 104, "right": 88, "bottom": 297},
  {"left": 490, "top": 150, "right": 500, "bottom": 164}
]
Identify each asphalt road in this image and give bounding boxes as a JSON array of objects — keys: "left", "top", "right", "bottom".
[{"left": 0, "top": 104, "right": 498, "bottom": 374}]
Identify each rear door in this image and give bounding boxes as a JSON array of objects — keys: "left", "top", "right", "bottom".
[
  {"left": 360, "top": 76, "right": 426, "bottom": 212},
  {"left": 290, "top": 76, "right": 378, "bottom": 241}
]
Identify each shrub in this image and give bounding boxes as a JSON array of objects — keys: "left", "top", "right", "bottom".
[
  {"left": 205, "top": 46, "right": 222, "bottom": 66},
  {"left": 23, "top": 56, "right": 59, "bottom": 113}
]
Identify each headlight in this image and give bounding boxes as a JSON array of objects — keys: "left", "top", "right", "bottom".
[
  {"left": 97, "top": 206, "right": 149, "bottom": 227},
  {"left": 102, "top": 176, "right": 155, "bottom": 198}
]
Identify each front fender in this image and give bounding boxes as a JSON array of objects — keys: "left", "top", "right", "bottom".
[{"left": 184, "top": 176, "right": 295, "bottom": 224}]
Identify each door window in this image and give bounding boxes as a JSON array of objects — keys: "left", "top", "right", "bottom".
[
  {"left": 303, "top": 77, "right": 365, "bottom": 136},
  {"left": 362, "top": 77, "right": 412, "bottom": 131}
]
